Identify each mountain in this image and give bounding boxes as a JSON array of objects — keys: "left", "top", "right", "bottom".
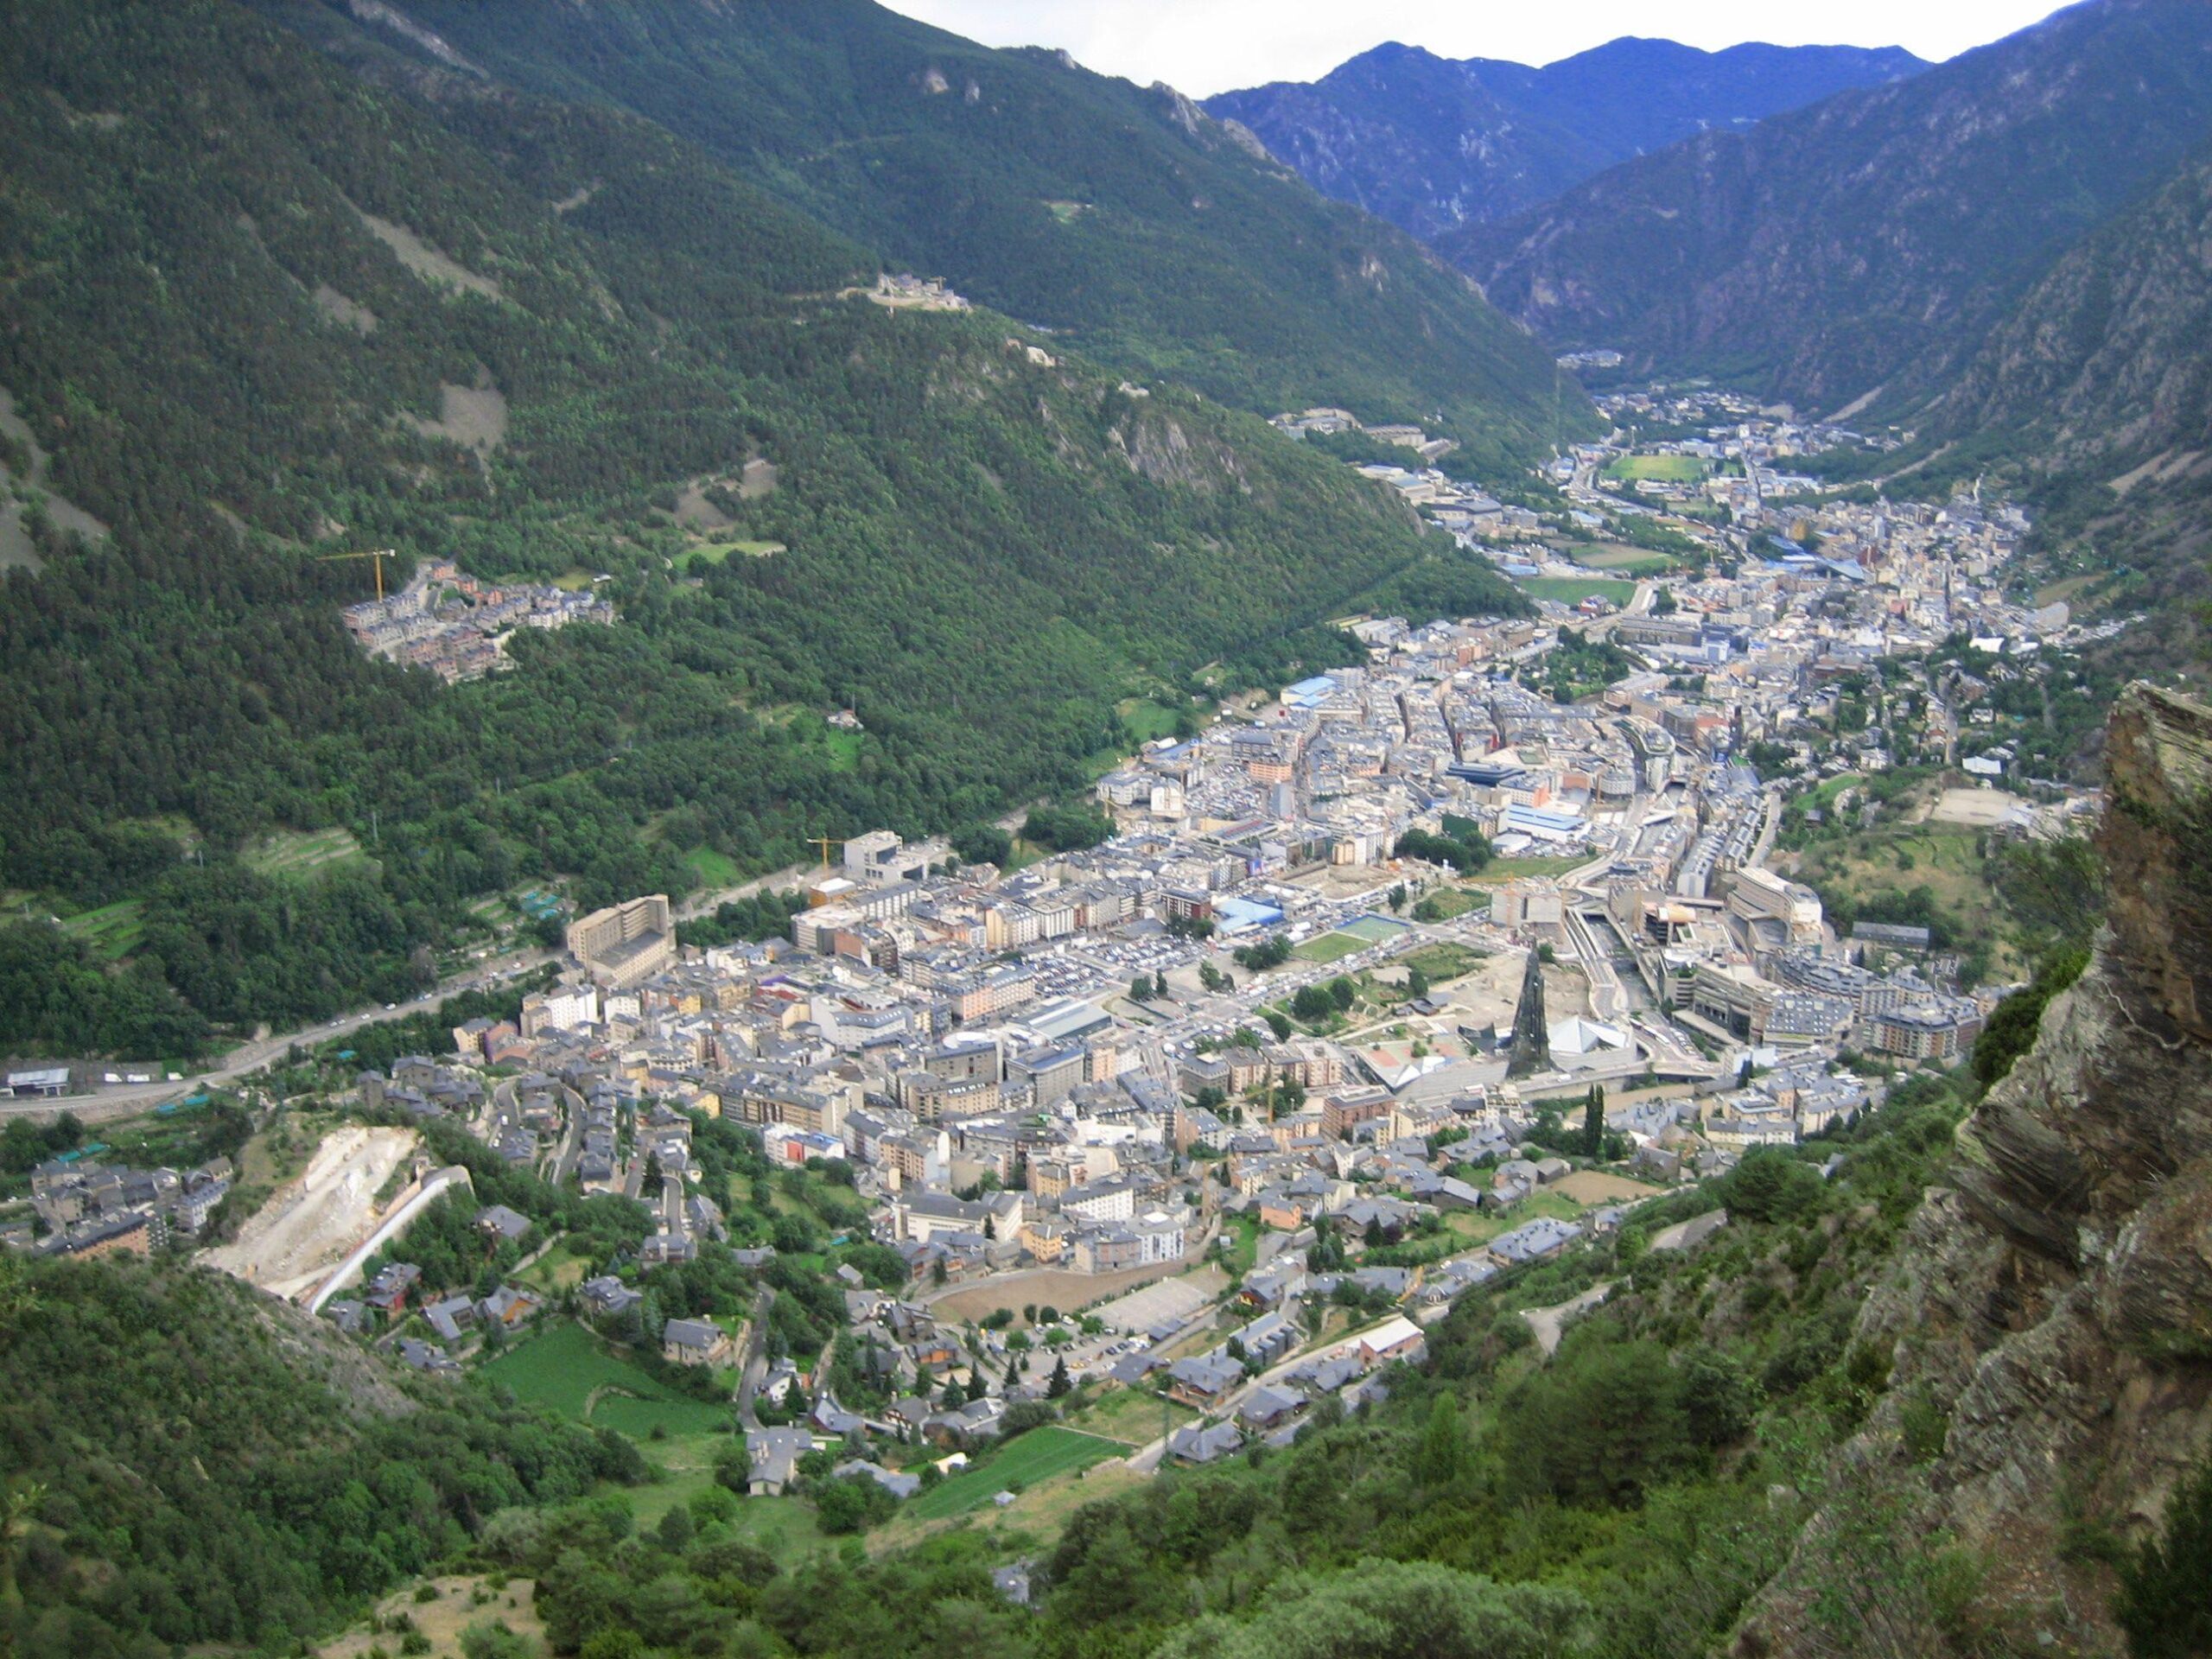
[
  {"left": 265, "top": 0, "right": 1580, "bottom": 471},
  {"left": 0, "top": 1253, "right": 640, "bottom": 1652},
  {"left": 1745, "top": 683, "right": 2212, "bottom": 1656},
  {"left": 1936, "top": 140, "right": 2212, "bottom": 471},
  {"left": 0, "top": 0, "right": 1522, "bottom": 1054},
  {"left": 1452, "top": 0, "right": 2212, "bottom": 413},
  {"left": 1205, "top": 37, "right": 1925, "bottom": 239}
]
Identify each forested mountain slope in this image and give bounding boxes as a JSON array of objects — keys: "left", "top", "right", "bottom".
[
  {"left": 264, "top": 0, "right": 1581, "bottom": 471},
  {"left": 0, "top": 1255, "right": 639, "bottom": 1656},
  {"left": 0, "top": 0, "right": 1514, "bottom": 1055},
  {"left": 1206, "top": 38, "right": 1924, "bottom": 239},
  {"left": 1452, "top": 0, "right": 2212, "bottom": 411}
]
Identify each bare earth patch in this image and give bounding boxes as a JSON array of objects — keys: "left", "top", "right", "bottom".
[
  {"left": 353, "top": 205, "right": 505, "bottom": 302},
  {"left": 319, "top": 1575, "right": 542, "bottom": 1659},
  {"left": 1916, "top": 786, "right": 2029, "bottom": 829},
  {"left": 1548, "top": 1169, "right": 1661, "bottom": 1205},
  {"left": 313, "top": 283, "right": 378, "bottom": 334},
  {"left": 931, "top": 1262, "right": 1226, "bottom": 1325},
  {"left": 204, "top": 1125, "right": 418, "bottom": 1299},
  {"left": 404, "top": 380, "right": 509, "bottom": 454}
]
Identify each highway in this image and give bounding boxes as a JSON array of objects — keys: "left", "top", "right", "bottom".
[{"left": 3, "top": 949, "right": 557, "bottom": 1124}]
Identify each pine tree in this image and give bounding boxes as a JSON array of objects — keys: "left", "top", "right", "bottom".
[{"left": 1047, "top": 1356, "right": 1071, "bottom": 1398}]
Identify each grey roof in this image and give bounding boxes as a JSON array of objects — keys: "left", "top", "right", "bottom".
[{"left": 1168, "top": 1421, "right": 1245, "bottom": 1464}]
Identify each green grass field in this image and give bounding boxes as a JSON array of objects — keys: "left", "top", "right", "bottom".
[
  {"left": 675, "top": 540, "right": 784, "bottom": 572},
  {"left": 1468, "top": 855, "right": 1591, "bottom": 885},
  {"left": 1401, "top": 942, "right": 1482, "bottom": 984},
  {"left": 477, "top": 1320, "right": 731, "bottom": 1437},
  {"left": 683, "top": 846, "right": 743, "bottom": 887},
  {"left": 1519, "top": 577, "right": 1638, "bottom": 607},
  {"left": 820, "top": 729, "right": 864, "bottom": 771},
  {"left": 1413, "top": 887, "right": 1486, "bottom": 921},
  {"left": 906, "top": 1427, "right": 1124, "bottom": 1520},
  {"left": 242, "top": 827, "right": 367, "bottom": 880},
  {"left": 1604, "top": 454, "right": 1706, "bottom": 485},
  {"left": 1578, "top": 547, "right": 1683, "bottom": 575},
  {"left": 1290, "top": 931, "right": 1367, "bottom": 964},
  {"left": 58, "top": 899, "right": 144, "bottom": 960},
  {"left": 1117, "top": 696, "right": 1185, "bottom": 745}
]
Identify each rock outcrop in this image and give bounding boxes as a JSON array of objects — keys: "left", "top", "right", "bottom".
[{"left": 1746, "top": 683, "right": 2212, "bottom": 1656}]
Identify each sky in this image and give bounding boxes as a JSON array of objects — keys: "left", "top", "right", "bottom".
[{"left": 875, "top": 1, "right": 2067, "bottom": 98}]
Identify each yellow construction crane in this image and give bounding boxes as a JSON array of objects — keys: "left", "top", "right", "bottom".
[
  {"left": 317, "top": 547, "right": 398, "bottom": 602},
  {"left": 810, "top": 836, "right": 845, "bottom": 871}
]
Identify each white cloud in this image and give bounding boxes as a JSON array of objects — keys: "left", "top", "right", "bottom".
[{"left": 878, "top": 0, "right": 2067, "bottom": 98}]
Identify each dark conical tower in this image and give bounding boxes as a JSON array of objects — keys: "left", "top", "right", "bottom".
[{"left": 1505, "top": 948, "right": 1552, "bottom": 1078}]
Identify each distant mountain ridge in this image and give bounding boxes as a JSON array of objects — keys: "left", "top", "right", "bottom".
[
  {"left": 283, "top": 0, "right": 1582, "bottom": 469},
  {"left": 1451, "top": 0, "right": 2212, "bottom": 413},
  {"left": 1205, "top": 36, "right": 1926, "bottom": 238}
]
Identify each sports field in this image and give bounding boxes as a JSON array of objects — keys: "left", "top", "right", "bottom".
[
  {"left": 1341, "top": 915, "right": 1412, "bottom": 944},
  {"left": 906, "top": 1427, "right": 1124, "bottom": 1520},
  {"left": 1604, "top": 454, "right": 1706, "bottom": 484},
  {"left": 1291, "top": 931, "right": 1366, "bottom": 963},
  {"left": 1519, "top": 577, "right": 1638, "bottom": 607}
]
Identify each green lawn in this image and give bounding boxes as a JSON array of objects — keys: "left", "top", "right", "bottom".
[
  {"left": 821, "top": 729, "right": 864, "bottom": 771},
  {"left": 683, "top": 846, "right": 743, "bottom": 887},
  {"left": 1519, "top": 577, "right": 1638, "bottom": 607},
  {"left": 477, "top": 1319, "right": 731, "bottom": 1437},
  {"left": 1218, "top": 1214, "right": 1262, "bottom": 1278},
  {"left": 907, "top": 1427, "right": 1124, "bottom": 1520},
  {"left": 1412, "top": 887, "right": 1487, "bottom": 921},
  {"left": 58, "top": 899, "right": 144, "bottom": 960},
  {"left": 1604, "top": 454, "right": 1706, "bottom": 484},
  {"left": 1065, "top": 1388, "right": 1197, "bottom": 1446},
  {"left": 1290, "top": 931, "right": 1367, "bottom": 964}
]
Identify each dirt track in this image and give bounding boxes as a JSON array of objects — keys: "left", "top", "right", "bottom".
[{"left": 204, "top": 1126, "right": 416, "bottom": 1298}]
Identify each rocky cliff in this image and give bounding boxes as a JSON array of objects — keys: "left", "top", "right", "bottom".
[{"left": 1745, "top": 683, "right": 2212, "bottom": 1656}]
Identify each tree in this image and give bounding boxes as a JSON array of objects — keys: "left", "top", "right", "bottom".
[
  {"left": 982, "top": 1214, "right": 996, "bottom": 1241},
  {"left": 641, "top": 1152, "right": 664, "bottom": 1199},
  {"left": 655, "top": 1503, "right": 694, "bottom": 1552},
  {"left": 1047, "top": 1356, "right": 1071, "bottom": 1398},
  {"left": 1129, "top": 975, "right": 1152, "bottom": 1002},
  {"left": 1416, "top": 1393, "right": 1465, "bottom": 1485},
  {"left": 1262, "top": 1009, "right": 1294, "bottom": 1040},
  {"left": 1407, "top": 965, "right": 1430, "bottom": 1001},
  {"left": 1680, "top": 1346, "right": 1763, "bottom": 1447},
  {"left": 1292, "top": 984, "right": 1332, "bottom": 1022},
  {"left": 1154, "top": 972, "right": 1169, "bottom": 999},
  {"left": 1388, "top": 884, "right": 1408, "bottom": 912},
  {"left": 2118, "top": 1456, "right": 2212, "bottom": 1658},
  {"left": 1581, "top": 1084, "right": 1605, "bottom": 1159},
  {"left": 1329, "top": 976, "right": 1356, "bottom": 1011}
]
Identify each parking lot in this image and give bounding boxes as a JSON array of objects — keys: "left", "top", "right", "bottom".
[{"left": 1096, "top": 1274, "right": 1214, "bottom": 1335}]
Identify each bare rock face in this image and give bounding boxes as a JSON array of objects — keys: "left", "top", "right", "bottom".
[{"left": 1745, "top": 684, "right": 2212, "bottom": 1656}]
